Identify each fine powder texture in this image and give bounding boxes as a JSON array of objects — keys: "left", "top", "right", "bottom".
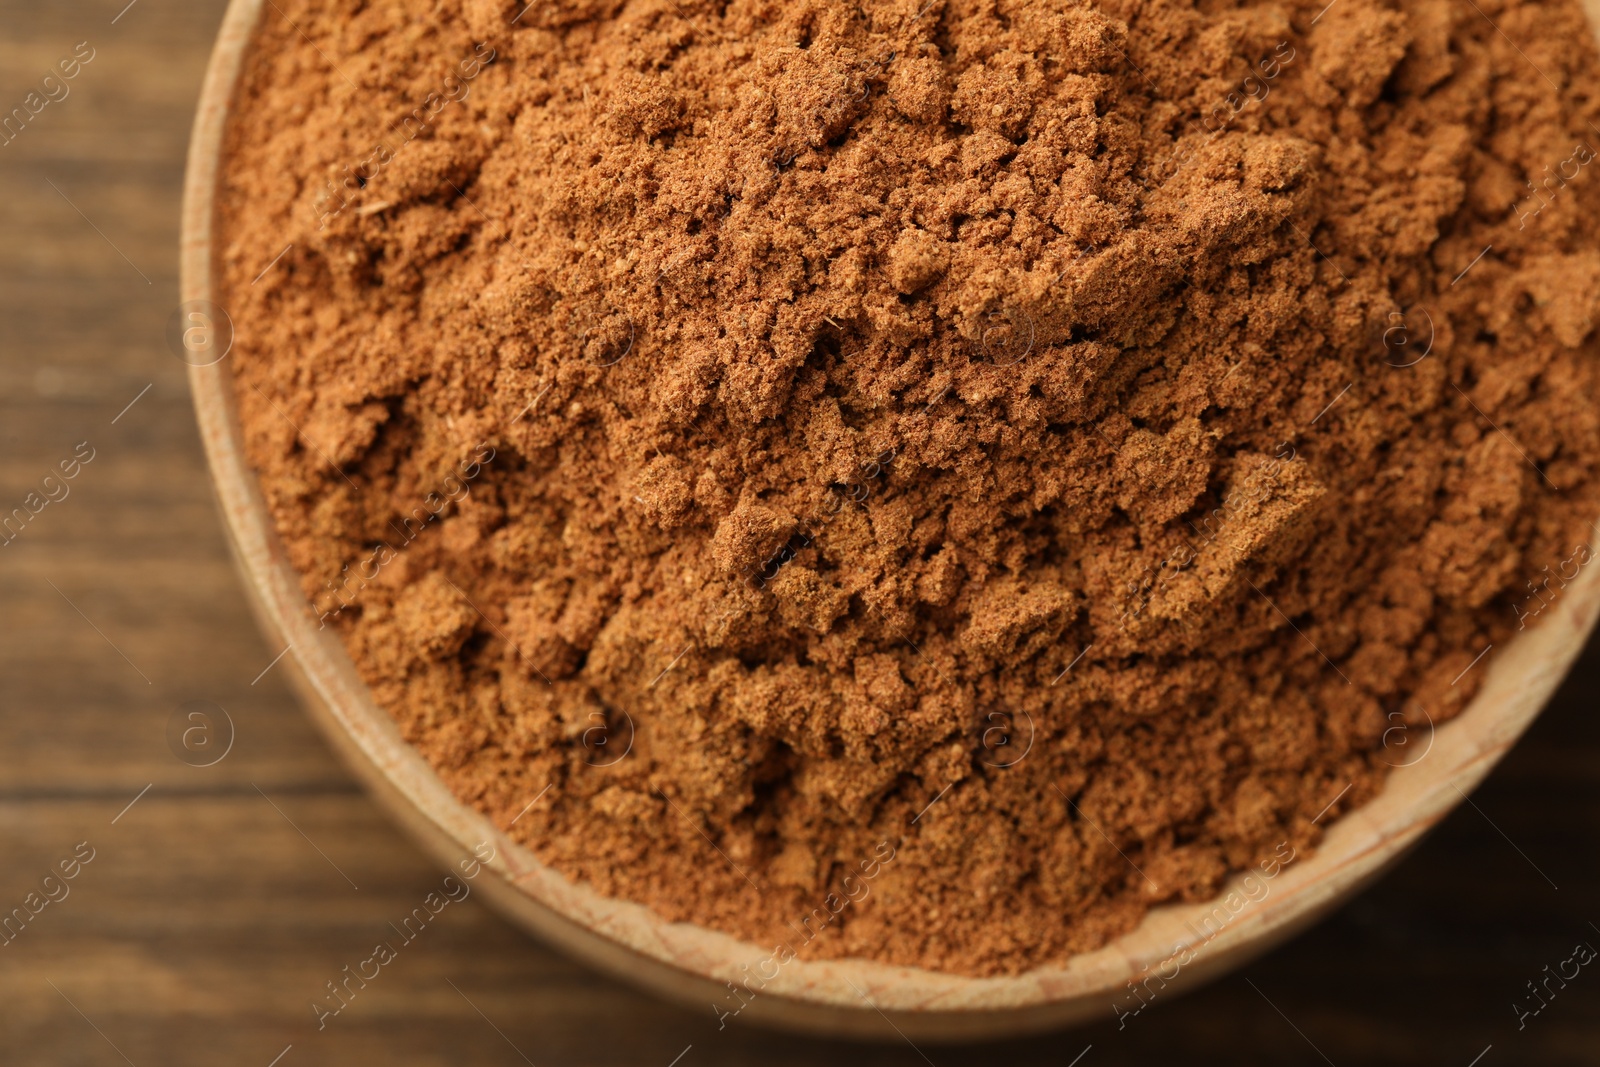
[{"left": 219, "top": 0, "right": 1600, "bottom": 975}]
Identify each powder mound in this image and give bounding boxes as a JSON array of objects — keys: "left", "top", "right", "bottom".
[{"left": 221, "top": 0, "right": 1600, "bottom": 976}]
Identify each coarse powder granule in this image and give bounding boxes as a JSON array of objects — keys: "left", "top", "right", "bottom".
[{"left": 218, "top": 0, "right": 1600, "bottom": 975}]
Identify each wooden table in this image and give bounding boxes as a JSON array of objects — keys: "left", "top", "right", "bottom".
[{"left": 1, "top": 2, "right": 1596, "bottom": 1063}]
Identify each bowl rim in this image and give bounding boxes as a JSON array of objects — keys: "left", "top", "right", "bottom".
[{"left": 180, "top": 0, "right": 1600, "bottom": 1039}]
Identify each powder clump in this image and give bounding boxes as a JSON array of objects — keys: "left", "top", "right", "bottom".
[{"left": 220, "top": 0, "right": 1600, "bottom": 975}]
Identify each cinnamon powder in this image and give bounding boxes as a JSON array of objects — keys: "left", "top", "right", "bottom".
[{"left": 218, "top": 0, "right": 1600, "bottom": 975}]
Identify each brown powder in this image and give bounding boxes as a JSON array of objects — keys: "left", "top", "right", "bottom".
[{"left": 218, "top": 0, "right": 1600, "bottom": 975}]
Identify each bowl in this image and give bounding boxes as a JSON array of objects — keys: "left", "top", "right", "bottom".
[{"left": 180, "top": 0, "right": 1600, "bottom": 1040}]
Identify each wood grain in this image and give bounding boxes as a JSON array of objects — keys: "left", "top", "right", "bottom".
[{"left": 2, "top": 0, "right": 1599, "bottom": 1063}]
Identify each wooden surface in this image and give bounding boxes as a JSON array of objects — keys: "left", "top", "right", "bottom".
[{"left": 3, "top": 1, "right": 1599, "bottom": 1063}]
